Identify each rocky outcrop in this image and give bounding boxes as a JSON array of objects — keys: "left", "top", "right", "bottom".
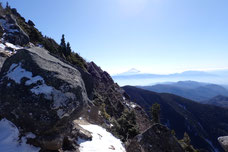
[
  {"left": 0, "top": 50, "right": 8, "bottom": 70},
  {"left": 0, "top": 14, "right": 29, "bottom": 46},
  {"left": 126, "top": 124, "right": 184, "bottom": 152},
  {"left": 218, "top": 136, "right": 228, "bottom": 152},
  {"left": 87, "top": 61, "right": 151, "bottom": 133},
  {"left": 88, "top": 62, "right": 128, "bottom": 118},
  {"left": 0, "top": 47, "right": 89, "bottom": 150}
]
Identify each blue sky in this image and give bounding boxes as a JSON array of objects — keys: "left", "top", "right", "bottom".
[{"left": 2, "top": 0, "right": 228, "bottom": 75}]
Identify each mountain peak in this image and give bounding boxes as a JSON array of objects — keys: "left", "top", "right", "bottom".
[
  {"left": 119, "top": 68, "right": 141, "bottom": 75},
  {"left": 127, "top": 68, "right": 140, "bottom": 73}
]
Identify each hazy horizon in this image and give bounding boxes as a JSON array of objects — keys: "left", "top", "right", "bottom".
[{"left": 2, "top": 0, "right": 228, "bottom": 75}]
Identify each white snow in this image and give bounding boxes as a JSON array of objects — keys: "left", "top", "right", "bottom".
[
  {"left": 30, "top": 84, "right": 53, "bottom": 95},
  {"left": 78, "top": 124, "right": 126, "bottom": 152},
  {"left": 8, "top": 28, "right": 19, "bottom": 33},
  {"left": 5, "top": 42, "right": 22, "bottom": 50},
  {"left": 37, "top": 44, "right": 43, "bottom": 48},
  {"left": 130, "top": 103, "right": 137, "bottom": 108},
  {"left": 25, "top": 75, "right": 44, "bottom": 85},
  {"left": 6, "top": 63, "right": 33, "bottom": 84},
  {"left": 0, "top": 43, "right": 5, "bottom": 49},
  {"left": 0, "top": 19, "right": 19, "bottom": 34},
  {"left": 0, "top": 118, "right": 40, "bottom": 152},
  {"left": 25, "top": 132, "right": 36, "bottom": 139}
]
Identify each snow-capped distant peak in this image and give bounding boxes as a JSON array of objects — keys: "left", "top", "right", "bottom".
[
  {"left": 127, "top": 68, "right": 140, "bottom": 73},
  {"left": 119, "top": 68, "right": 141, "bottom": 76}
]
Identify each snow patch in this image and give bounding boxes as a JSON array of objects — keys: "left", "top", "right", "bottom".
[
  {"left": 5, "top": 42, "right": 22, "bottom": 50},
  {"left": 25, "top": 75, "right": 44, "bottom": 85},
  {"left": 0, "top": 118, "right": 40, "bottom": 152},
  {"left": 0, "top": 43, "right": 5, "bottom": 50},
  {"left": 78, "top": 124, "right": 126, "bottom": 152},
  {"left": 130, "top": 103, "right": 137, "bottom": 108},
  {"left": 0, "top": 19, "right": 19, "bottom": 34},
  {"left": 25, "top": 132, "right": 36, "bottom": 139},
  {"left": 6, "top": 63, "right": 33, "bottom": 84}
]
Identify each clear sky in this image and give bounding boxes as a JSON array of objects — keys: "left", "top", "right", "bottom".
[{"left": 2, "top": 0, "right": 228, "bottom": 75}]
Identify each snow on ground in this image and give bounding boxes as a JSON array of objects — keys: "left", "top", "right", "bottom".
[
  {"left": 0, "top": 19, "right": 19, "bottom": 34},
  {"left": 0, "top": 42, "right": 21, "bottom": 56},
  {"left": 6, "top": 63, "right": 34, "bottom": 84},
  {"left": 0, "top": 118, "right": 40, "bottom": 152},
  {"left": 0, "top": 43, "right": 6, "bottom": 50},
  {"left": 5, "top": 42, "right": 22, "bottom": 50},
  {"left": 78, "top": 124, "right": 126, "bottom": 152},
  {"left": 130, "top": 103, "right": 137, "bottom": 108}
]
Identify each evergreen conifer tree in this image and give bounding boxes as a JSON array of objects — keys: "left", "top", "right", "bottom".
[
  {"left": 66, "top": 42, "right": 71, "bottom": 56},
  {"left": 60, "top": 34, "right": 66, "bottom": 55},
  {"left": 150, "top": 103, "right": 161, "bottom": 123}
]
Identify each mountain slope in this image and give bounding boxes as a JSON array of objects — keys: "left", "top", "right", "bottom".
[
  {"left": 139, "top": 81, "right": 228, "bottom": 102},
  {"left": 123, "top": 86, "right": 228, "bottom": 152},
  {"left": 204, "top": 95, "right": 228, "bottom": 108},
  {"left": 0, "top": 5, "right": 156, "bottom": 152}
]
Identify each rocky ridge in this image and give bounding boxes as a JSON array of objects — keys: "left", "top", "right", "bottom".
[{"left": 0, "top": 4, "right": 186, "bottom": 152}]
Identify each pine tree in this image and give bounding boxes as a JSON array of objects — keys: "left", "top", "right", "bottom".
[
  {"left": 66, "top": 42, "right": 71, "bottom": 56},
  {"left": 150, "top": 103, "right": 161, "bottom": 124},
  {"left": 60, "top": 34, "right": 66, "bottom": 55},
  {"left": 6, "top": 2, "right": 10, "bottom": 9}
]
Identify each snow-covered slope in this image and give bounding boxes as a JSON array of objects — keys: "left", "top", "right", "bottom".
[
  {"left": 78, "top": 124, "right": 126, "bottom": 152},
  {"left": 0, "top": 118, "right": 40, "bottom": 152}
]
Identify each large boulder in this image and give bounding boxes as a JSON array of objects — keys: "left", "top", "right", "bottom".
[
  {"left": 218, "top": 136, "right": 228, "bottom": 152},
  {"left": 0, "top": 47, "right": 89, "bottom": 150},
  {"left": 126, "top": 124, "right": 184, "bottom": 152}
]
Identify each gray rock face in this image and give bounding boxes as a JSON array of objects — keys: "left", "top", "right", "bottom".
[
  {"left": 0, "top": 50, "right": 8, "bottom": 71},
  {"left": 127, "top": 124, "right": 184, "bottom": 152},
  {"left": 87, "top": 61, "right": 125, "bottom": 118},
  {"left": 0, "top": 14, "right": 29, "bottom": 46},
  {"left": 0, "top": 47, "right": 89, "bottom": 150},
  {"left": 218, "top": 136, "right": 228, "bottom": 152}
]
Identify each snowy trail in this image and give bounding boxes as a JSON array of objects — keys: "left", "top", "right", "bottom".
[{"left": 78, "top": 123, "right": 126, "bottom": 152}]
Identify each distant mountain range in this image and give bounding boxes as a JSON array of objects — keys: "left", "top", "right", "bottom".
[
  {"left": 138, "top": 81, "right": 228, "bottom": 103},
  {"left": 204, "top": 95, "right": 228, "bottom": 108},
  {"left": 123, "top": 86, "right": 228, "bottom": 152},
  {"left": 112, "top": 69, "right": 228, "bottom": 86}
]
